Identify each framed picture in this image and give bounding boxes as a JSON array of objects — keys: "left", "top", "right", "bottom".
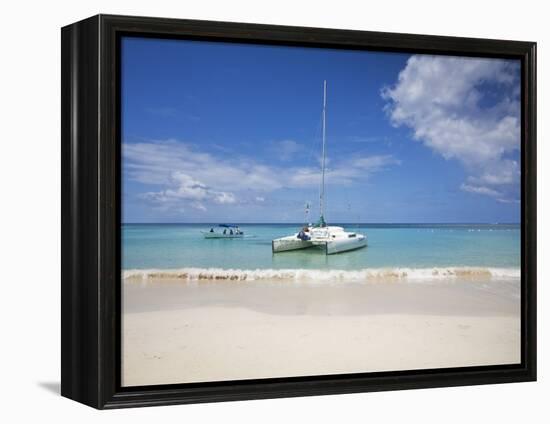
[{"left": 61, "top": 14, "right": 536, "bottom": 409}]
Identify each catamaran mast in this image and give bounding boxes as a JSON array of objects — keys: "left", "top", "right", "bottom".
[{"left": 320, "top": 80, "right": 327, "bottom": 225}]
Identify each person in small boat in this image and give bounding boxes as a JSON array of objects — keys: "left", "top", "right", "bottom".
[
  {"left": 209, "top": 228, "right": 214, "bottom": 232},
  {"left": 223, "top": 229, "right": 227, "bottom": 235},
  {"left": 230, "top": 229, "right": 234, "bottom": 235}
]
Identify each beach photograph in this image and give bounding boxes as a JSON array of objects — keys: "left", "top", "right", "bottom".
[{"left": 121, "top": 37, "right": 521, "bottom": 387}]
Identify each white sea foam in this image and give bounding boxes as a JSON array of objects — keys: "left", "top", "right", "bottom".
[{"left": 123, "top": 267, "right": 520, "bottom": 283}]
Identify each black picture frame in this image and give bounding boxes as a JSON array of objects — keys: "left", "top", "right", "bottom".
[{"left": 61, "top": 14, "right": 537, "bottom": 409}]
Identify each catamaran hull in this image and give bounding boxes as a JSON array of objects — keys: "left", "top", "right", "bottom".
[
  {"left": 273, "top": 234, "right": 366, "bottom": 254},
  {"left": 314, "top": 236, "right": 367, "bottom": 254},
  {"left": 272, "top": 236, "right": 313, "bottom": 252},
  {"left": 326, "top": 237, "right": 367, "bottom": 255}
]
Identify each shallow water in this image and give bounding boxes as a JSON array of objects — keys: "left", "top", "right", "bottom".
[{"left": 122, "top": 223, "right": 520, "bottom": 272}]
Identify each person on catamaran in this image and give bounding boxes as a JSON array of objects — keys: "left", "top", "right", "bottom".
[
  {"left": 223, "top": 229, "right": 227, "bottom": 235},
  {"left": 297, "top": 226, "right": 311, "bottom": 241},
  {"left": 210, "top": 228, "right": 214, "bottom": 232},
  {"left": 230, "top": 229, "right": 234, "bottom": 235}
]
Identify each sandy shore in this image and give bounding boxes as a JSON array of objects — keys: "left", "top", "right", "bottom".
[{"left": 122, "top": 278, "right": 520, "bottom": 386}]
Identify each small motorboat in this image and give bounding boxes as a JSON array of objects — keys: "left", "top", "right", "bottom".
[
  {"left": 202, "top": 224, "right": 244, "bottom": 239},
  {"left": 272, "top": 81, "right": 367, "bottom": 255}
]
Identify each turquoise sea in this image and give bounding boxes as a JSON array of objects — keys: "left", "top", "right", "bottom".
[{"left": 122, "top": 223, "right": 520, "bottom": 280}]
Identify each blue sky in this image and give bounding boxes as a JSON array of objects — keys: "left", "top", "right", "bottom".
[{"left": 122, "top": 37, "right": 521, "bottom": 223}]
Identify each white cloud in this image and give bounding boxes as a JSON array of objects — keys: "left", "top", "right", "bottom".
[
  {"left": 287, "top": 154, "right": 400, "bottom": 187},
  {"left": 191, "top": 202, "right": 207, "bottom": 211},
  {"left": 271, "top": 139, "right": 303, "bottom": 161},
  {"left": 140, "top": 172, "right": 236, "bottom": 210},
  {"left": 124, "top": 140, "right": 282, "bottom": 192},
  {"left": 496, "top": 198, "right": 520, "bottom": 204},
  {"left": 124, "top": 140, "right": 399, "bottom": 212},
  {"left": 351, "top": 155, "right": 401, "bottom": 171},
  {"left": 460, "top": 183, "right": 501, "bottom": 197},
  {"left": 382, "top": 55, "right": 520, "bottom": 202}
]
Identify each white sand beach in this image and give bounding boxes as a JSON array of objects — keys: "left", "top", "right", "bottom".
[{"left": 122, "top": 278, "right": 520, "bottom": 386}]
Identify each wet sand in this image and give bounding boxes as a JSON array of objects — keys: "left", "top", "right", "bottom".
[{"left": 122, "top": 278, "right": 520, "bottom": 386}]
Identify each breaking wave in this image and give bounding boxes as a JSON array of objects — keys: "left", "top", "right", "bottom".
[{"left": 123, "top": 267, "right": 520, "bottom": 282}]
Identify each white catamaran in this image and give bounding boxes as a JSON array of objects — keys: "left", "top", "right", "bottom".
[{"left": 272, "top": 81, "right": 367, "bottom": 255}]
